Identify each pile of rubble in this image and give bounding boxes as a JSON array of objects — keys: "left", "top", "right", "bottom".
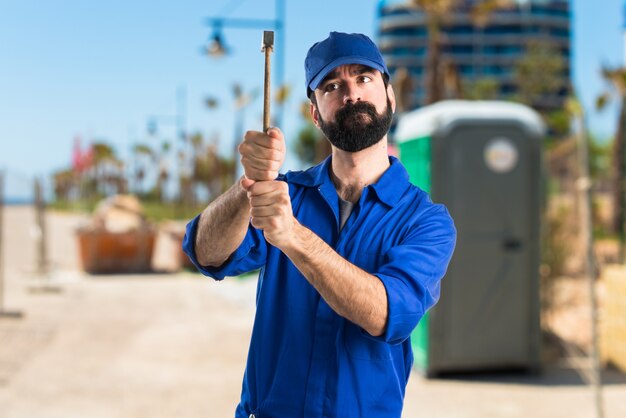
[{"left": 76, "top": 195, "right": 156, "bottom": 274}]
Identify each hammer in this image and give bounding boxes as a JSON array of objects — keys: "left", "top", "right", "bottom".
[{"left": 261, "top": 31, "right": 274, "bottom": 132}]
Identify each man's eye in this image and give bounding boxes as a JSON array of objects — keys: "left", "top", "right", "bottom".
[
  {"left": 360, "top": 76, "right": 372, "bottom": 83},
  {"left": 324, "top": 83, "right": 339, "bottom": 92}
]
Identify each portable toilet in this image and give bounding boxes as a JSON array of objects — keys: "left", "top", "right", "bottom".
[{"left": 395, "top": 100, "right": 545, "bottom": 376}]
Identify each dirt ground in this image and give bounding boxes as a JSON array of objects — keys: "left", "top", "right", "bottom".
[{"left": 1, "top": 206, "right": 626, "bottom": 418}]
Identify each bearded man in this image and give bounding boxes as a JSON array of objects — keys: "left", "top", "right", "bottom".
[{"left": 183, "top": 31, "right": 456, "bottom": 418}]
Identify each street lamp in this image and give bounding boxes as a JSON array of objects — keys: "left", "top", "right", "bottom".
[
  {"left": 203, "top": 0, "right": 285, "bottom": 127},
  {"left": 205, "top": 25, "right": 229, "bottom": 57}
]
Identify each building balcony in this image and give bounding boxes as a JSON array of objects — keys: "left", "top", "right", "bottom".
[
  {"left": 379, "top": 33, "right": 570, "bottom": 50},
  {"left": 379, "top": 11, "right": 570, "bottom": 33}
]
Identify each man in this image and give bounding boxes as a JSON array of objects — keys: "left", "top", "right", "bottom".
[{"left": 183, "top": 31, "right": 456, "bottom": 418}]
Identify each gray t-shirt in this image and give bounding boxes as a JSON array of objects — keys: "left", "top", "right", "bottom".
[{"left": 338, "top": 198, "right": 355, "bottom": 231}]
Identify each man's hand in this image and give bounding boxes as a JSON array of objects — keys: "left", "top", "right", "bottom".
[
  {"left": 246, "top": 180, "right": 295, "bottom": 249},
  {"left": 238, "top": 127, "right": 285, "bottom": 188}
]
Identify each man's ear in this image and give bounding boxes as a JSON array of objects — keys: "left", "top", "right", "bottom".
[
  {"left": 310, "top": 101, "right": 321, "bottom": 128},
  {"left": 387, "top": 83, "right": 397, "bottom": 114}
]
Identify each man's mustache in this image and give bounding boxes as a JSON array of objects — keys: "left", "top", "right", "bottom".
[
  {"left": 337, "top": 101, "right": 378, "bottom": 118},
  {"left": 340, "top": 101, "right": 375, "bottom": 111}
]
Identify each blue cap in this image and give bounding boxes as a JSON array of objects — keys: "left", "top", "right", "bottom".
[{"left": 305, "top": 31, "right": 390, "bottom": 97}]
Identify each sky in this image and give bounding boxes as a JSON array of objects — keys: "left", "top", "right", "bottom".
[{"left": 0, "top": 0, "right": 624, "bottom": 200}]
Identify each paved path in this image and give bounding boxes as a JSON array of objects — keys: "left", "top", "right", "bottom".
[{"left": 0, "top": 206, "right": 625, "bottom": 417}]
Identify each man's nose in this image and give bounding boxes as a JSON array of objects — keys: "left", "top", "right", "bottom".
[{"left": 343, "top": 83, "right": 361, "bottom": 104}]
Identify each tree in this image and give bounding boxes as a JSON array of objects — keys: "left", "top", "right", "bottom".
[
  {"left": 90, "top": 141, "right": 125, "bottom": 197},
  {"left": 410, "top": 0, "right": 455, "bottom": 104},
  {"left": 588, "top": 134, "right": 612, "bottom": 186},
  {"left": 274, "top": 84, "right": 291, "bottom": 128},
  {"left": 295, "top": 100, "right": 331, "bottom": 166},
  {"left": 597, "top": 67, "right": 626, "bottom": 255},
  {"left": 53, "top": 168, "right": 75, "bottom": 201},
  {"left": 392, "top": 67, "right": 415, "bottom": 113},
  {"left": 154, "top": 141, "right": 171, "bottom": 202},
  {"left": 231, "top": 83, "right": 259, "bottom": 179},
  {"left": 510, "top": 39, "right": 571, "bottom": 139},
  {"left": 190, "top": 133, "right": 217, "bottom": 200},
  {"left": 132, "top": 143, "right": 155, "bottom": 196},
  {"left": 409, "top": 0, "right": 514, "bottom": 105},
  {"left": 514, "top": 40, "right": 567, "bottom": 108},
  {"left": 463, "top": 77, "right": 499, "bottom": 100}
]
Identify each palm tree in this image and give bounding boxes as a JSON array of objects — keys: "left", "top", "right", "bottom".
[
  {"left": 52, "top": 168, "right": 75, "bottom": 202},
  {"left": 513, "top": 40, "right": 569, "bottom": 138},
  {"left": 409, "top": 0, "right": 514, "bottom": 104},
  {"left": 155, "top": 141, "right": 171, "bottom": 203},
  {"left": 597, "top": 67, "right": 626, "bottom": 259},
  {"left": 190, "top": 134, "right": 208, "bottom": 197},
  {"left": 392, "top": 68, "right": 415, "bottom": 113},
  {"left": 514, "top": 40, "right": 566, "bottom": 109},
  {"left": 232, "top": 83, "right": 260, "bottom": 179},
  {"left": 463, "top": 77, "right": 499, "bottom": 100},
  {"left": 274, "top": 84, "right": 291, "bottom": 128},
  {"left": 295, "top": 100, "right": 331, "bottom": 165},
  {"left": 470, "top": 0, "right": 514, "bottom": 28},
  {"left": 132, "top": 144, "right": 155, "bottom": 197},
  {"left": 409, "top": 0, "right": 455, "bottom": 104},
  {"left": 90, "top": 142, "right": 121, "bottom": 197}
]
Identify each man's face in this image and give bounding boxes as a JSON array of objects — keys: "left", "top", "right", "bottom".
[{"left": 311, "top": 64, "right": 395, "bottom": 153}]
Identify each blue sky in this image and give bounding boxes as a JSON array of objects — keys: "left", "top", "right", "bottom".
[{"left": 0, "top": 0, "right": 623, "bottom": 200}]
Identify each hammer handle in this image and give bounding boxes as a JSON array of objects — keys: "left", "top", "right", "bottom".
[{"left": 263, "top": 47, "right": 271, "bottom": 132}]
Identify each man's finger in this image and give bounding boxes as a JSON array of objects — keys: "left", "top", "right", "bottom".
[
  {"left": 266, "top": 127, "right": 284, "bottom": 145},
  {"left": 244, "top": 130, "right": 284, "bottom": 151},
  {"left": 247, "top": 192, "right": 278, "bottom": 207},
  {"left": 243, "top": 168, "right": 278, "bottom": 183},
  {"left": 250, "top": 214, "right": 284, "bottom": 231},
  {"left": 247, "top": 180, "right": 287, "bottom": 197},
  {"left": 250, "top": 205, "right": 280, "bottom": 218},
  {"left": 239, "top": 141, "right": 283, "bottom": 161},
  {"left": 240, "top": 154, "right": 282, "bottom": 170},
  {"left": 240, "top": 176, "right": 255, "bottom": 191}
]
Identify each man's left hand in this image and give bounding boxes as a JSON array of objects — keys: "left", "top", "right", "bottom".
[{"left": 247, "top": 180, "right": 295, "bottom": 249}]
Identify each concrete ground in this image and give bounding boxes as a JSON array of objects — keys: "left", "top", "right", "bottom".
[{"left": 1, "top": 206, "right": 625, "bottom": 418}]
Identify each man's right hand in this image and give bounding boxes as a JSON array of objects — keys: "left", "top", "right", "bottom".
[{"left": 238, "top": 127, "right": 285, "bottom": 189}]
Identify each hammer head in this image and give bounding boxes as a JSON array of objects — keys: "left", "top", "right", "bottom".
[{"left": 261, "top": 30, "right": 274, "bottom": 52}]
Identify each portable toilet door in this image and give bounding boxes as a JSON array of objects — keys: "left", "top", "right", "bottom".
[{"left": 395, "top": 100, "right": 545, "bottom": 376}]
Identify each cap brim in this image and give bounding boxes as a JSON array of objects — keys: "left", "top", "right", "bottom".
[{"left": 308, "top": 56, "right": 388, "bottom": 94}]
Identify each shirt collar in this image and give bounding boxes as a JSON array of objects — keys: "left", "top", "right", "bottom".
[
  {"left": 368, "top": 156, "right": 411, "bottom": 207},
  {"left": 287, "top": 155, "right": 411, "bottom": 207},
  {"left": 287, "top": 156, "right": 333, "bottom": 188}
]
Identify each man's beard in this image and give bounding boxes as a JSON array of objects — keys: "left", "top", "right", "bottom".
[{"left": 317, "top": 98, "right": 393, "bottom": 153}]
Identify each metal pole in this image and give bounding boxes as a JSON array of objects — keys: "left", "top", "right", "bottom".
[
  {"left": 0, "top": 170, "right": 23, "bottom": 318},
  {"left": 0, "top": 170, "right": 5, "bottom": 311},
  {"left": 617, "top": 98, "right": 626, "bottom": 264},
  {"left": 176, "top": 85, "right": 187, "bottom": 215},
  {"left": 29, "top": 177, "right": 61, "bottom": 293},
  {"left": 575, "top": 104, "right": 604, "bottom": 418},
  {"left": 35, "top": 177, "right": 48, "bottom": 278}
]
